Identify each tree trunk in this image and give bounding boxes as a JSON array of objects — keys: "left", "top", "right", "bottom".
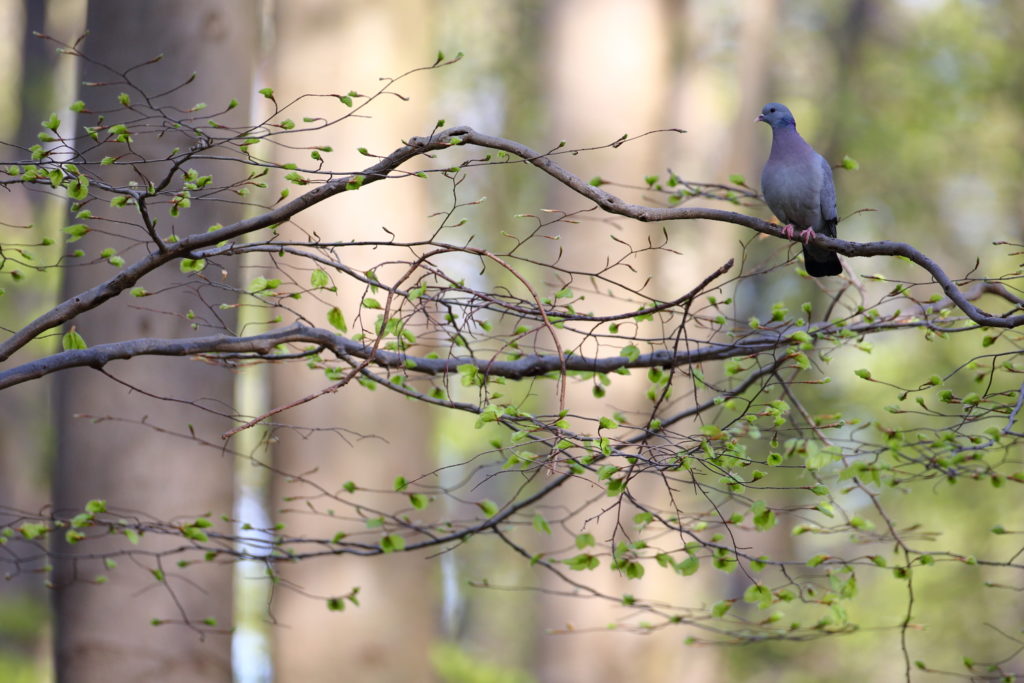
[
  {"left": 266, "top": 2, "right": 439, "bottom": 681},
  {"left": 52, "top": 2, "right": 256, "bottom": 681}
]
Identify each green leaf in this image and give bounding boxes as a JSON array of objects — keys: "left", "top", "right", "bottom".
[
  {"left": 711, "top": 600, "right": 732, "bottom": 617},
  {"left": 409, "top": 493, "right": 428, "bottom": 510},
  {"left": 19, "top": 522, "right": 48, "bottom": 540},
  {"left": 70, "top": 512, "right": 92, "bottom": 528},
  {"left": 279, "top": 118, "right": 295, "bottom": 130},
  {"left": 393, "top": 476, "right": 408, "bottom": 492},
  {"left": 532, "top": 514, "right": 552, "bottom": 535},
  {"left": 63, "top": 223, "right": 89, "bottom": 242},
  {"left": 85, "top": 499, "right": 106, "bottom": 513},
  {"left": 605, "top": 478, "right": 626, "bottom": 497},
  {"left": 575, "top": 532, "right": 596, "bottom": 549},
  {"left": 477, "top": 500, "right": 499, "bottom": 517},
  {"left": 804, "top": 443, "right": 839, "bottom": 471},
  {"left": 407, "top": 283, "right": 427, "bottom": 301},
  {"left": 310, "top": 269, "right": 329, "bottom": 288},
  {"left": 247, "top": 276, "right": 281, "bottom": 293},
  {"left": 563, "top": 553, "right": 600, "bottom": 570},
  {"left": 379, "top": 534, "right": 406, "bottom": 553},
  {"left": 361, "top": 297, "right": 381, "bottom": 309},
  {"left": 678, "top": 556, "right": 700, "bottom": 576},
  {"left": 69, "top": 100, "right": 85, "bottom": 113},
  {"left": 728, "top": 173, "right": 745, "bottom": 185},
  {"left": 66, "top": 175, "right": 89, "bottom": 200},
  {"left": 854, "top": 368, "right": 872, "bottom": 380},
  {"left": 743, "top": 583, "right": 772, "bottom": 608},
  {"left": 327, "top": 307, "right": 348, "bottom": 333},
  {"left": 117, "top": 92, "right": 131, "bottom": 107},
  {"left": 62, "top": 328, "right": 87, "bottom": 351},
  {"left": 619, "top": 344, "right": 640, "bottom": 362},
  {"left": 42, "top": 112, "right": 60, "bottom": 131},
  {"left": 751, "top": 500, "right": 777, "bottom": 531},
  {"left": 624, "top": 561, "right": 645, "bottom": 580},
  {"left": 258, "top": 87, "right": 275, "bottom": 99},
  {"left": 179, "top": 258, "right": 206, "bottom": 274},
  {"left": 806, "top": 554, "right": 828, "bottom": 567},
  {"left": 841, "top": 155, "right": 859, "bottom": 171},
  {"left": 599, "top": 416, "right": 618, "bottom": 430}
]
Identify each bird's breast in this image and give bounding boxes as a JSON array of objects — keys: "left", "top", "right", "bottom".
[{"left": 761, "top": 156, "right": 823, "bottom": 228}]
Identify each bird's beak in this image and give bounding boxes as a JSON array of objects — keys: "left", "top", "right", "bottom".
[{"left": 755, "top": 114, "right": 766, "bottom": 123}]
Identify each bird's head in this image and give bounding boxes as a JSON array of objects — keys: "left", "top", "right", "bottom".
[{"left": 756, "top": 103, "right": 796, "bottom": 129}]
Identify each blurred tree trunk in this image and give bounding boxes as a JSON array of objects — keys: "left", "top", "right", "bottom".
[
  {"left": 0, "top": 0, "right": 50, "bottom": 594},
  {"left": 538, "top": 2, "right": 720, "bottom": 681},
  {"left": 415, "top": 1, "right": 552, "bottom": 676},
  {"left": 52, "top": 2, "right": 256, "bottom": 681},
  {"left": 726, "top": 0, "right": 779, "bottom": 182},
  {"left": 12, "top": 0, "right": 52, "bottom": 144},
  {"left": 822, "top": 0, "right": 877, "bottom": 161},
  {"left": 0, "top": 3, "right": 59, "bottom": 676},
  {"left": 267, "top": 2, "right": 438, "bottom": 681}
]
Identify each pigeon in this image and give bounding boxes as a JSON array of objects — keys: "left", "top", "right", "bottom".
[{"left": 757, "top": 103, "right": 842, "bottom": 277}]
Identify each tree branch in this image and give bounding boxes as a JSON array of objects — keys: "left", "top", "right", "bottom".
[
  {"left": 0, "top": 317, "right": 931, "bottom": 391},
  {"left": 3, "top": 123, "right": 1018, "bottom": 369}
]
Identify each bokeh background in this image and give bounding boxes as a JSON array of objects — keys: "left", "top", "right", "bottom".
[{"left": 1, "top": 0, "right": 1022, "bottom": 681}]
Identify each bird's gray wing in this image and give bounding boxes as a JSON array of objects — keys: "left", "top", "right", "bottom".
[{"left": 818, "top": 154, "right": 838, "bottom": 237}]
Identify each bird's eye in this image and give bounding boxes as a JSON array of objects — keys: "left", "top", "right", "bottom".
[{"left": 769, "top": 107, "right": 776, "bottom": 113}]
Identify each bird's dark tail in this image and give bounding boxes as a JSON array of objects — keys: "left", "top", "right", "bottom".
[{"left": 802, "top": 245, "right": 842, "bottom": 277}]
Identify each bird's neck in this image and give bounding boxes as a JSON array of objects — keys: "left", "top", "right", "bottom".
[{"left": 770, "top": 124, "right": 809, "bottom": 156}]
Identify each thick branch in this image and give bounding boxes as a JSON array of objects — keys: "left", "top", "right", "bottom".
[
  {"left": 0, "top": 318, "right": 925, "bottom": 391},
  {"left": 3, "top": 123, "right": 1018, "bottom": 367},
  {"left": 431, "top": 127, "right": 1024, "bottom": 329},
  {"left": 0, "top": 132, "right": 460, "bottom": 363}
]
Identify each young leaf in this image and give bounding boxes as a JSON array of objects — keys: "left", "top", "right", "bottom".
[
  {"left": 62, "top": 328, "right": 87, "bottom": 350},
  {"left": 379, "top": 534, "right": 406, "bottom": 553},
  {"left": 477, "top": 500, "right": 499, "bottom": 517},
  {"left": 327, "top": 307, "right": 348, "bottom": 333},
  {"left": 310, "top": 269, "right": 330, "bottom": 288}
]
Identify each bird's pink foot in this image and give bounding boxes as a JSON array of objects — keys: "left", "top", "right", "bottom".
[
  {"left": 781, "top": 223, "right": 796, "bottom": 239},
  {"left": 798, "top": 227, "right": 817, "bottom": 244}
]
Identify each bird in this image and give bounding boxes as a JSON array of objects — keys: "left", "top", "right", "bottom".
[{"left": 757, "top": 103, "right": 842, "bottom": 277}]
